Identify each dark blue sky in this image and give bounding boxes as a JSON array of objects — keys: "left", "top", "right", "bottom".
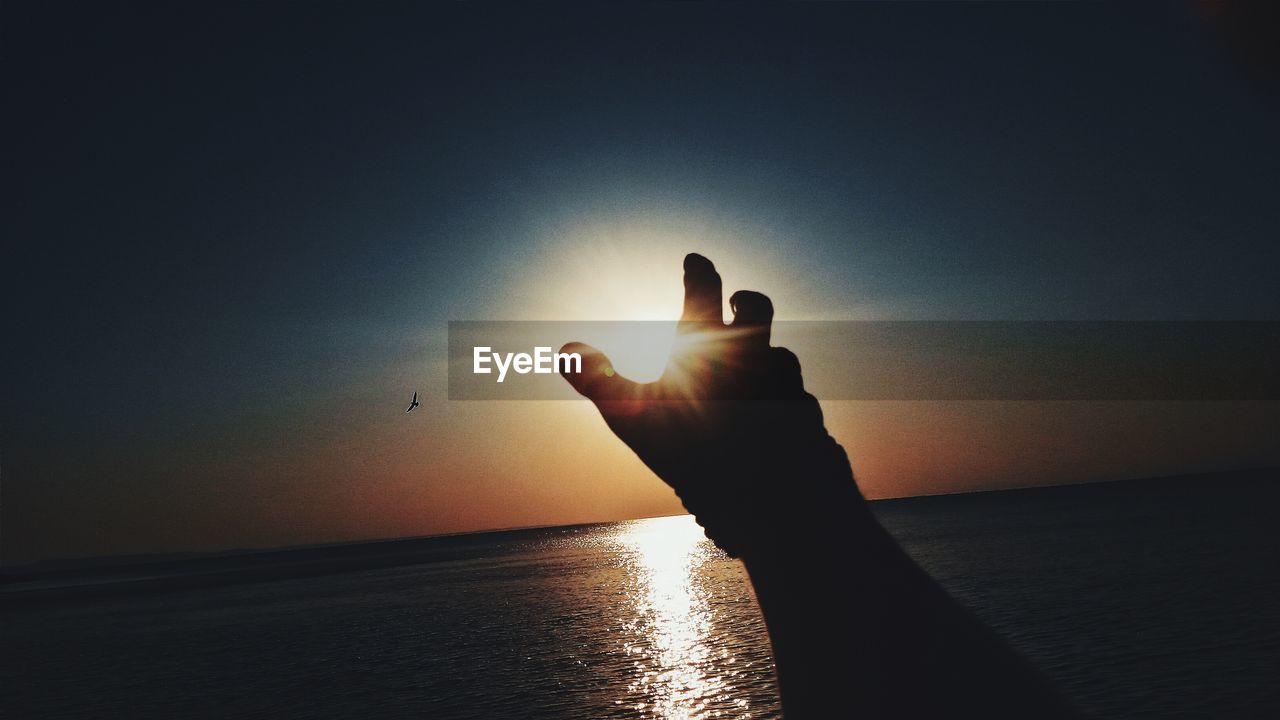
[{"left": 5, "top": 2, "right": 1278, "bottom": 564}]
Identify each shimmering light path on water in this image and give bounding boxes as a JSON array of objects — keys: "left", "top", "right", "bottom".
[{"left": 3, "top": 477, "right": 1278, "bottom": 719}]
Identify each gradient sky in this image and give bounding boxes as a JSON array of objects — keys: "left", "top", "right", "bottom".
[{"left": 5, "top": 2, "right": 1279, "bottom": 565}]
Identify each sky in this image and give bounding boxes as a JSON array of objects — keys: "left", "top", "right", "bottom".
[{"left": 4, "top": 2, "right": 1279, "bottom": 565}]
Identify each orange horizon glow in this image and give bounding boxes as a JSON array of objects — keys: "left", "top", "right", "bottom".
[{"left": 9, "top": 224, "right": 1280, "bottom": 566}]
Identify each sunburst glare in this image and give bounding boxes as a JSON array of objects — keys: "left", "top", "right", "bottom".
[{"left": 502, "top": 217, "right": 775, "bottom": 381}]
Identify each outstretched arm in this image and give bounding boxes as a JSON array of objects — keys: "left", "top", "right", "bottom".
[
  {"left": 560, "top": 253, "right": 1076, "bottom": 719},
  {"left": 740, "top": 493, "right": 1075, "bottom": 718}
]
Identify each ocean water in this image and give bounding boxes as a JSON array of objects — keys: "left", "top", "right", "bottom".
[{"left": 3, "top": 475, "right": 1278, "bottom": 719}]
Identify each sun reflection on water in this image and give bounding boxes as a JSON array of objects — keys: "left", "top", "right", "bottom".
[{"left": 612, "top": 515, "right": 748, "bottom": 719}]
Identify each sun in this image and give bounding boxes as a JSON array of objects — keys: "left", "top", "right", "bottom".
[{"left": 492, "top": 212, "right": 786, "bottom": 383}]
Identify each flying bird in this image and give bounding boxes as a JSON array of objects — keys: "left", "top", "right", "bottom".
[{"left": 405, "top": 391, "right": 420, "bottom": 413}]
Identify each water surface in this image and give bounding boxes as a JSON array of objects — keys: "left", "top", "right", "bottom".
[{"left": 3, "top": 474, "right": 1277, "bottom": 719}]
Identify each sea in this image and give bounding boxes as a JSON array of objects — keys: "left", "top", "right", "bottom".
[{"left": 3, "top": 471, "right": 1278, "bottom": 719}]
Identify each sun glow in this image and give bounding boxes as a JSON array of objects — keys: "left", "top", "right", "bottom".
[
  {"left": 500, "top": 216, "right": 771, "bottom": 381},
  {"left": 579, "top": 321, "right": 680, "bottom": 383}
]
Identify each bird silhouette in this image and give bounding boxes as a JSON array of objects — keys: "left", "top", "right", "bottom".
[{"left": 405, "top": 391, "right": 420, "bottom": 413}]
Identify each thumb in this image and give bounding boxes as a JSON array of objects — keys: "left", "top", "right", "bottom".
[{"left": 558, "top": 342, "right": 643, "bottom": 403}]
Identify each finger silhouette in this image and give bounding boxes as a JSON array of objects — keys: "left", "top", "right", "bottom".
[
  {"left": 559, "top": 342, "right": 643, "bottom": 404},
  {"left": 680, "top": 253, "right": 724, "bottom": 330},
  {"left": 768, "top": 347, "right": 806, "bottom": 394},
  {"left": 729, "top": 290, "right": 773, "bottom": 351}
]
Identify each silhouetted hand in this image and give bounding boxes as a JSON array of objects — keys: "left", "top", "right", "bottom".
[
  {"left": 562, "top": 254, "right": 1078, "bottom": 718},
  {"left": 561, "top": 253, "right": 864, "bottom": 557}
]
